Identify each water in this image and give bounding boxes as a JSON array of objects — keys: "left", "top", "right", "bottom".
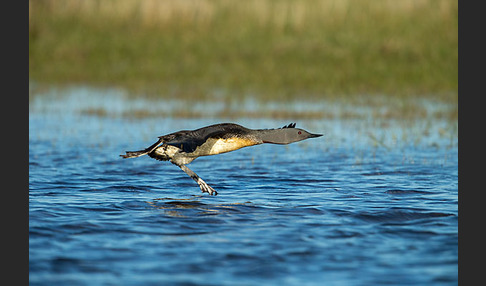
[{"left": 29, "top": 87, "right": 458, "bottom": 285}]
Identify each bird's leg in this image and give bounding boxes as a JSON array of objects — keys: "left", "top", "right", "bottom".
[{"left": 176, "top": 164, "right": 218, "bottom": 196}]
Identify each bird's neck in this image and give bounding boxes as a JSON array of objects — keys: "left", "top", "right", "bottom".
[{"left": 253, "top": 129, "right": 290, "bottom": 145}]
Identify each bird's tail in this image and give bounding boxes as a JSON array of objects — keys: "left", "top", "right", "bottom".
[
  {"left": 120, "top": 138, "right": 163, "bottom": 159},
  {"left": 120, "top": 150, "right": 148, "bottom": 158}
]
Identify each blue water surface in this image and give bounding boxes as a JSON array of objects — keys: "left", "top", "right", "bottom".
[{"left": 29, "top": 87, "right": 458, "bottom": 285}]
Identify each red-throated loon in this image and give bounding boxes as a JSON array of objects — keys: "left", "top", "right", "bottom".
[{"left": 121, "top": 123, "right": 322, "bottom": 196}]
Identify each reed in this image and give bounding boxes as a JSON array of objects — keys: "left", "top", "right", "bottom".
[{"left": 29, "top": 0, "right": 458, "bottom": 102}]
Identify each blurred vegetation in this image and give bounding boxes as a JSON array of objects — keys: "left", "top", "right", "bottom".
[{"left": 29, "top": 0, "right": 457, "bottom": 104}]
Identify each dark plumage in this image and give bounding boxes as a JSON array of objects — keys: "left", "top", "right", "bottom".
[{"left": 121, "top": 123, "right": 322, "bottom": 195}]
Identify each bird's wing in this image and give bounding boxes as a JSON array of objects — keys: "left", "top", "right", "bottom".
[
  {"left": 157, "top": 130, "right": 208, "bottom": 153},
  {"left": 156, "top": 130, "right": 198, "bottom": 153}
]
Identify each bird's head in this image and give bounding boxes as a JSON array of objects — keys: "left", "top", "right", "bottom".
[{"left": 280, "top": 127, "right": 323, "bottom": 144}]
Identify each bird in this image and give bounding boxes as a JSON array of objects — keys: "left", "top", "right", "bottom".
[{"left": 121, "top": 122, "right": 322, "bottom": 196}]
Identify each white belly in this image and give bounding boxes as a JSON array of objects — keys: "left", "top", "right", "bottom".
[{"left": 152, "top": 144, "right": 180, "bottom": 160}]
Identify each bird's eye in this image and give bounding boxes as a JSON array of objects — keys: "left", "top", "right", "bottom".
[{"left": 298, "top": 131, "right": 302, "bottom": 135}]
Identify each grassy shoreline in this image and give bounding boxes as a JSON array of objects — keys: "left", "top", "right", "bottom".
[{"left": 29, "top": 0, "right": 457, "bottom": 103}]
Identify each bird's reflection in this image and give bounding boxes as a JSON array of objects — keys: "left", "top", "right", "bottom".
[{"left": 147, "top": 196, "right": 252, "bottom": 217}]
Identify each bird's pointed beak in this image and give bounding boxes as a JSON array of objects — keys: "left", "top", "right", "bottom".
[{"left": 310, "top": 133, "right": 323, "bottom": 138}]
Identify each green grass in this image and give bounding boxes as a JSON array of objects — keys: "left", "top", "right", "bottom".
[{"left": 29, "top": 0, "right": 457, "bottom": 103}]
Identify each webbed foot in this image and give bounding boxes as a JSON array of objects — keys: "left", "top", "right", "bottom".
[
  {"left": 176, "top": 164, "right": 218, "bottom": 196},
  {"left": 197, "top": 178, "right": 218, "bottom": 196}
]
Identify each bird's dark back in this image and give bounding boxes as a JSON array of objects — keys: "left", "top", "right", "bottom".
[{"left": 162, "top": 123, "right": 252, "bottom": 153}]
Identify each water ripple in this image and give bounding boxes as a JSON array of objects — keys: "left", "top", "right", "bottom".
[{"left": 29, "top": 95, "right": 458, "bottom": 285}]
